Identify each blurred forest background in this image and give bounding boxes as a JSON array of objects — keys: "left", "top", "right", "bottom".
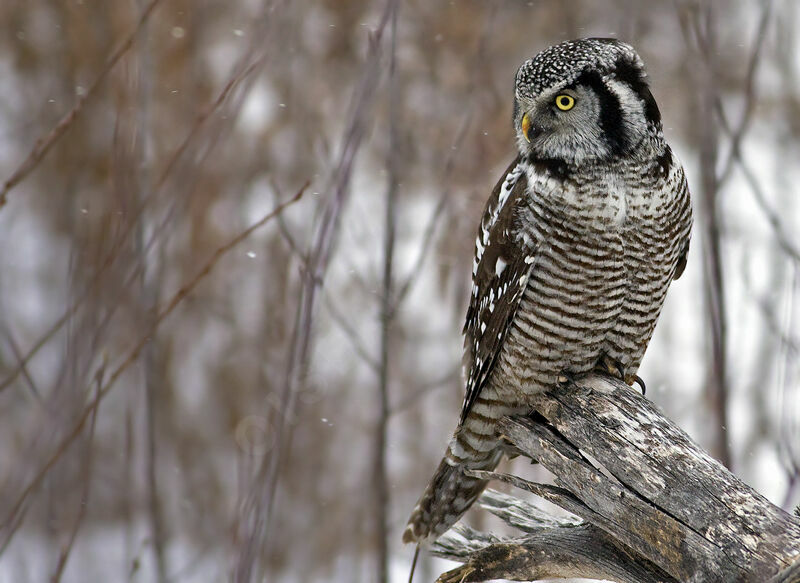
[{"left": 0, "top": 0, "right": 798, "bottom": 582}]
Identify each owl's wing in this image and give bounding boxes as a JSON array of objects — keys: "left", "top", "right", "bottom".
[
  {"left": 460, "top": 157, "right": 538, "bottom": 426},
  {"left": 673, "top": 239, "right": 689, "bottom": 280},
  {"left": 671, "top": 166, "right": 692, "bottom": 281}
]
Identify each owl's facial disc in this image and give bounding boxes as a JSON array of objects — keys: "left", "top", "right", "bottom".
[
  {"left": 516, "top": 73, "right": 651, "bottom": 166},
  {"left": 513, "top": 38, "right": 663, "bottom": 166},
  {"left": 516, "top": 83, "right": 610, "bottom": 162},
  {"left": 520, "top": 88, "right": 580, "bottom": 143}
]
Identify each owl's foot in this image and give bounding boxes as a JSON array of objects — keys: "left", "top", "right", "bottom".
[
  {"left": 556, "top": 370, "right": 576, "bottom": 387},
  {"left": 594, "top": 354, "right": 646, "bottom": 395},
  {"left": 594, "top": 353, "right": 625, "bottom": 380}
]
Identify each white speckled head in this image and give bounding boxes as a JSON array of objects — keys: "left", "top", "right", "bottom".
[
  {"left": 513, "top": 38, "right": 663, "bottom": 165},
  {"left": 515, "top": 38, "right": 641, "bottom": 98}
]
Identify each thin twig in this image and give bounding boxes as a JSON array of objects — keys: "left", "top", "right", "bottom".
[
  {"left": 716, "top": 0, "right": 772, "bottom": 187},
  {"left": 323, "top": 295, "right": 380, "bottom": 371},
  {"left": 778, "top": 267, "right": 800, "bottom": 511},
  {"left": 0, "top": 185, "right": 309, "bottom": 530},
  {"left": 0, "top": 55, "right": 263, "bottom": 394},
  {"left": 50, "top": 363, "right": 105, "bottom": 583},
  {"left": 727, "top": 145, "right": 800, "bottom": 263},
  {"left": 375, "top": 4, "right": 400, "bottom": 580},
  {"left": 0, "top": 0, "right": 165, "bottom": 207},
  {"left": 389, "top": 365, "right": 460, "bottom": 415},
  {"left": 130, "top": 18, "right": 168, "bottom": 581},
  {"left": 392, "top": 30, "right": 496, "bottom": 311},
  {"left": 270, "top": 189, "right": 381, "bottom": 371},
  {"left": 232, "top": 2, "right": 398, "bottom": 578},
  {"left": 392, "top": 5, "right": 496, "bottom": 310},
  {"left": 687, "top": 1, "right": 732, "bottom": 468},
  {"left": 392, "top": 113, "right": 469, "bottom": 310},
  {"left": 1, "top": 326, "right": 43, "bottom": 403}
]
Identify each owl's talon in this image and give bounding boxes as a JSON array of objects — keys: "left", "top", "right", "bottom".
[
  {"left": 633, "top": 375, "right": 646, "bottom": 395},
  {"left": 594, "top": 353, "right": 626, "bottom": 381},
  {"left": 557, "top": 371, "right": 575, "bottom": 387}
]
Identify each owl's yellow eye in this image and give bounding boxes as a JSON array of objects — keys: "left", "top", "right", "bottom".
[
  {"left": 521, "top": 113, "right": 531, "bottom": 142},
  {"left": 555, "top": 94, "right": 575, "bottom": 111}
]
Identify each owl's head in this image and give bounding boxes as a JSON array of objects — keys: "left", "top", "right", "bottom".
[{"left": 513, "top": 38, "right": 662, "bottom": 166}]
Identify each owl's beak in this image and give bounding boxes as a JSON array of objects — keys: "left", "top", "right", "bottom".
[{"left": 521, "top": 113, "right": 532, "bottom": 143}]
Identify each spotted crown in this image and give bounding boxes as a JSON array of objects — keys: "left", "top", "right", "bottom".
[{"left": 515, "top": 38, "right": 643, "bottom": 98}]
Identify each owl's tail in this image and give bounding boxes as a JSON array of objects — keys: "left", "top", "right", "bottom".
[{"left": 402, "top": 443, "right": 503, "bottom": 544}]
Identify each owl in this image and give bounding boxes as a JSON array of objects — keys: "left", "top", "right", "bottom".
[{"left": 403, "top": 38, "right": 692, "bottom": 545}]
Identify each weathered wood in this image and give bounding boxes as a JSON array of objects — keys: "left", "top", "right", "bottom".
[
  {"left": 432, "top": 491, "right": 677, "bottom": 583},
  {"left": 431, "top": 374, "right": 800, "bottom": 582},
  {"left": 768, "top": 558, "right": 800, "bottom": 583}
]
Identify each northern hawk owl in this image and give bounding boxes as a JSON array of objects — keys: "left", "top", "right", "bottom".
[{"left": 404, "top": 38, "right": 692, "bottom": 544}]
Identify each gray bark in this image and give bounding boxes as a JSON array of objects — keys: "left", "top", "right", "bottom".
[{"left": 431, "top": 374, "right": 800, "bottom": 583}]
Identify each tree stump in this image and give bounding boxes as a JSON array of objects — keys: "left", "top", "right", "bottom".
[{"left": 430, "top": 374, "right": 800, "bottom": 583}]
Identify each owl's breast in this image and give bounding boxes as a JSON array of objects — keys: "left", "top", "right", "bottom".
[
  {"left": 494, "top": 195, "right": 627, "bottom": 399},
  {"left": 551, "top": 171, "right": 632, "bottom": 229},
  {"left": 603, "top": 162, "right": 692, "bottom": 375}
]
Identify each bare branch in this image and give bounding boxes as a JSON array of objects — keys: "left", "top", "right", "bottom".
[
  {"left": 392, "top": 114, "right": 471, "bottom": 310},
  {"left": 0, "top": 0, "right": 165, "bottom": 208},
  {"left": 324, "top": 295, "right": 381, "bottom": 371},
  {"left": 0, "top": 326, "right": 43, "bottom": 403},
  {"left": 728, "top": 146, "right": 800, "bottom": 263},
  {"left": 0, "top": 49, "right": 264, "bottom": 395},
  {"left": 716, "top": 0, "right": 773, "bottom": 187},
  {"left": 232, "top": 6, "right": 399, "bottom": 579},
  {"left": 271, "top": 196, "right": 381, "bottom": 372},
  {"left": 1, "top": 185, "right": 309, "bottom": 530},
  {"left": 687, "top": 1, "right": 732, "bottom": 468},
  {"left": 392, "top": 7, "right": 498, "bottom": 311},
  {"left": 389, "top": 364, "right": 459, "bottom": 415},
  {"left": 374, "top": 5, "right": 401, "bottom": 579},
  {"left": 50, "top": 367, "right": 104, "bottom": 583}
]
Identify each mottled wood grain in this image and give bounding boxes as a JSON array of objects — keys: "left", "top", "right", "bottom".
[{"left": 432, "top": 374, "right": 800, "bottom": 583}]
